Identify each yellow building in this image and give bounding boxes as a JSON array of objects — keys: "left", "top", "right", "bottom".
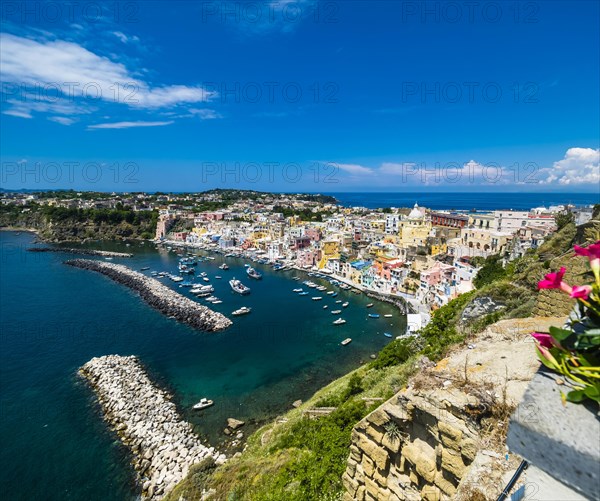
[{"left": 399, "top": 203, "right": 431, "bottom": 247}]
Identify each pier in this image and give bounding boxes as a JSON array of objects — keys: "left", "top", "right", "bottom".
[
  {"left": 28, "top": 247, "right": 133, "bottom": 257},
  {"left": 80, "top": 355, "right": 225, "bottom": 500},
  {"left": 65, "top": 259, "right": 232, "bottom": 332}
]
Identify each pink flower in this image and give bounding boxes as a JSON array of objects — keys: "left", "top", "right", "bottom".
[
  {"left": 538, "top": 267, "right": 572, "bottom": 294},
  {"left": 574, "top": 242, "right": 600, "bottom": 281},
  {"left": 570, "top": 285, "right": 592, "bottom": 300},
  {"left": 531, "top": 332, "right": 554, "bottom": 348}
]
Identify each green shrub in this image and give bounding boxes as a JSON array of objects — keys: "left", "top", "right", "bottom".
[
  {"left": 474, "top": 254, "right": 507, "bottom": 288},
  {"left": 370, "top": 338, "right": 416, "bottom": 369}
]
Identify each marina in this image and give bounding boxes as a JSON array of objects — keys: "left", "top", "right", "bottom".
[{"left": 0, "top": 232, "right": 404, "bottom": 500}]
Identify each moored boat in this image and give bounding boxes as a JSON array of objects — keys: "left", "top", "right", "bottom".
[
  {"left": 368, "top": 313, "right": 380, "bottom": 318},
  {"left": 331, "top": 310, "right": 342, "bottom": 314},
  {"left": 232, "top": 306, "right": 251, "bottom": 316},
  {"left": 341, "top": 338, "right": 352, "bottom": 345},
  {"left": 384, "top": 314, "right": 393, "bottom": 318},
  {"left": 312, "top": 296, "right": 322, "bottom": 301},
  {"left": 366, "top": 303, "right": 374, "bottom": 308},
  {"left": 333, "top": 318, "right": 346, "bottom": 325},
  {"left": 342, "top": 302, "right": 349, "bottom": 307},
  {"left": 193, "top": 398, "right": 214, "bottom": 410},
  {"left": 229, "top": 278, "right": 251, "bottom": 295},
  {"left": 384, "top": 332, "right": 393, "bottom": 338},
  {"left": 246, "top": 266, "right": 262, "bottom": 280}
]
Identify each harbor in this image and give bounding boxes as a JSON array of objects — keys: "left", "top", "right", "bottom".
[
  {"left": 80, "top": 355, "right": 225, "bottom": 499},
  {"left": 64, "top": 259, "right": 232, "bottom": 332},
  {"left": 0, "top": 231, "right": 403, "bottom": 500}
]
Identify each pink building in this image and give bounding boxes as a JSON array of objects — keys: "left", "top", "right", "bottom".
[
  {"left": 173, "top": 232, "right": 189, "bottom": 242},
  {"left": 420, "top": 262, "right": 455, "bottom": 287},
  {"left": 305, "top": 227, "right": 322, "bottom": 242},
  {"left": 296, "top": 249, "right": 321, "bottom": 268}
]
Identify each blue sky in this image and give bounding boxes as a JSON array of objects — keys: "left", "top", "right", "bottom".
[{"left": 0, "top": 0, "right": 599, "bottom": 193}]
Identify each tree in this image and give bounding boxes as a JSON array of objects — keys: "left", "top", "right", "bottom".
[{"left": 555, "top": 210, "right": 575, "bottom": 230}]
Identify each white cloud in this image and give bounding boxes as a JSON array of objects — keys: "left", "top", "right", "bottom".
[
  {"left": 48, "top": 116, "right": 76, "bottom": 125},
  {"left": 112, "top": 31, "right": 140, "bottom": 44},
  {"left": 0, "top": 32, "right": 218, "bottom": 121},
  {"left": 189, "top": 108, "right": 223, "bottom": 120},
  {"left": 335, "top": 163, "right": 374, "bottom": 175},
  {"left": 87, "top": 120, "right": 174, "bottom": 129},
  {"left": 541, "top": 148, "right": 600, "bottom": 186}
]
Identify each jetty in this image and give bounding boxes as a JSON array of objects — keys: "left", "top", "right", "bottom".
[
  {"left": 28, "top": 247, "right": 133, "bottom": 258},
  {"left": 80, "top": 355, "right": 225, "bottom": 500},
  {"left": 65, "top": 259, "right": 232, "bottom": 332}
]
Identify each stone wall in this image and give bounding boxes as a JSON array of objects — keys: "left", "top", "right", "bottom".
[
  {"left": 342, "top": 388, "right": 480, "bottom": 501},
  {"left": 342, "top": 317, "right": 566, "bottom": 501}
]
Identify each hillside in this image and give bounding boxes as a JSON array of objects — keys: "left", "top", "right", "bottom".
[
  {"left": 0, "top": 203, "right": 158, "bottom": 242},
  {"left": 164, "top": 214, "right": 599, "bottom": 500}
]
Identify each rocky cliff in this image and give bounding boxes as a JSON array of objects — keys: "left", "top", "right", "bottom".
[{"left": 342, "top": 317, "right": 564, "bottom": 501}]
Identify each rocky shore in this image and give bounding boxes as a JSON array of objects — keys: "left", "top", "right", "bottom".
[
  {"left": 80, "top": 355, "right": 226, "bottom": 500},
  {"left": 65, "top": 259, "right": 232, "bottom": 332},
  {"left": 28, "top": 247, "right": 133, "bottom": 258}
]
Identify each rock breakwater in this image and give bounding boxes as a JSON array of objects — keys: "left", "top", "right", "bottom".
[
  {"left": 80, "top": 355, "right": 225, "bottom": 500},
  {"left": 28, "top": 247, "right": 133, "bottom": 257},
  {"left": 65, "top": 259, "right": 232, "bottom": 332}
]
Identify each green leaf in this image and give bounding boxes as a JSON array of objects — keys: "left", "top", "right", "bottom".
[
  {"left": 565, "top": 389, "right": 587, "bottom": 403},
  {"left": 549, "top": 326, "right": 573, "bottom": 342}
]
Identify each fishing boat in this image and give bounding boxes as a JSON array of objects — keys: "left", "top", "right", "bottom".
[
  {"left": 193, "top": 398, "right": 214, "bottom": 410},
  {"left": 232, "top": 306, "right": 251, "bottom": 316},
  {"left": 333, "top": 318, "right": 346, "bottom": 325},
  {"left": 342, "top": 302, "right": 349, "bottom": 307},
  {"left": 384, "top": 333, "right": 393, "bottom": 338},
  {"left": 298, "top": 292, "right": 309, "bottom": 296},
  {"left": 312, "top": 297, "right": 322, "bottom": 301},
  {"left": 368, "top": 313, "right": 380, "bottom": 318},
  {"left": 366, "top": 303, "right": 374, "bottom": 308},
  {"left": 331, "top": 310, "right": 342, "bottom": 314},
  {"left": 219, "top": 263, "right": 229, "bottom": 270},
  {"left": 293, "top": 288, "right": 303, "bottom": 293},
  {"left": 384, "top": 314, "right": 393, "bottom": 318},
  {"left": 229, "top": 278, "right": 251, "bottom": 295},
  {"left": 140, "top": 266, "right": 150, "bottom": 271},
  {"left": 341, "top": 338, "right": 352, "bottom": 345},
  {"left": 246, "top": 266, "right": 263, "bottom": 280}
]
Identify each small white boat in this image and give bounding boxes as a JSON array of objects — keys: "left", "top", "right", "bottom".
[
  {"left": 211, "top": 300, "right": 223, "bottom": 304},
  {"left": 312, "top": 297, "right": 322, "bottom": 301},
  {"left": 232, "top": 306, "right": 251, "bottom": 316},
  {"left": 193, "top": 398, "right": 214, "bottom": 410},
  {"left": 215, "top": 275, "right": 222, "bottom": 279},
  {"left": 335, "top": 300, "right": 342, "bottom": 304},
  {"left": 384, "top": 314, "right": 393, "bottom": 318},
  {"left": 203, "top": 277, "right": 210, "bottom": 282},
  {"left": 331, "top": 310, "right": 342, "bottom": 314},
  {"left": 293, "top": 288, "right": 303, "bottom": 293},
  {"left": 342, "top": 302, "right": 349, "bottom": 307},
  {"left": 341, "top": 338, "right": 352, "bottom": 345},
  {"left": 323, "top": 305, "right": 328, "bottom": 309},
  {"left": 219, "top": 263, "right": 229, "bottom": 270},
  {"left": 326, "top": 291, "right": 335, "bottom": 295},
  {"left": 333, "top": 318, "right": 346, "bottom": 325},
  {"left": 366, "top": 303, "right": 374, "bottom": 308}
]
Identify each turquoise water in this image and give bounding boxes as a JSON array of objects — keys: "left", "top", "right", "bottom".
[{"left": 0, "top": 231, "right": 404, "bottom": 500}]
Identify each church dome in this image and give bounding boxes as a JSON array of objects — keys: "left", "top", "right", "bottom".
[{"left": 408, "top": 203, "right": 424, "bottom": 219}]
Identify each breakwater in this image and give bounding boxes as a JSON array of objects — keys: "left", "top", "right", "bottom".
[
  {"left": 80, "top": 355, "right": 225, "bottom": 500},
  {"left": 65, "top": 259, "right": 232, "bottom": 332},
  {"left": 28, "top": 247, "right": 133, "bottom": 257}
]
